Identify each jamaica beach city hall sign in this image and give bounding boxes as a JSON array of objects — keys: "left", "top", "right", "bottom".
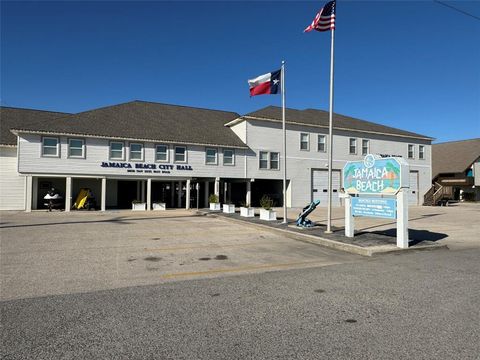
[
  {"left": 100, "top": 161, "right": 193, "bottom": 174},
  {"left": 342, "top": 154, "right": 410, "bottom": 248}
]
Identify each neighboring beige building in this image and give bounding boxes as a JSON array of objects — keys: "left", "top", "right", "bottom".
[{"left": 425, "top": 138, "right": 480, "bottom": 205}]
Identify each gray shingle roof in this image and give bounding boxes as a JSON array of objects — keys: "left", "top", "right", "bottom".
[
  {"left": 10, "top": 101, "right": 248, "bottom": 149},
  {"left": 0, "top": 107, "right": 70, "bottom": 146},
  {"left": 242, "top": 106, "right": 433, "bottom": 140},
  {"left": 432, "top": 138, "right": 480, "bottom": 179}
]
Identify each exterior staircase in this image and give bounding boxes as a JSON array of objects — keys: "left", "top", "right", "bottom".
[{"left": 423, "top": 182, "right": 453, "bottom": 206}]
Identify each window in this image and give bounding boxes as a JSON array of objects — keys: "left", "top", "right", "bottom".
[
  {"left": 129, "top": 143, "right": 144, "bottom": 161},
  {"left": 110, "top": 141, "right": 124, "bottom": 160},
  {"left": 362, "top": 139, "right": 369, "bottom": 156},
  {"left": 259, "top": 151, "right": 279, "bottom": 170},
  {"left": 419, "top": 145, "right": 425, "bottom": 160},
  {"left": 317, "top": 135, "right": 326, "bottom": 152},
  {"left": 408, "top": 144, "right": 415, "bottom": 159},
  {"left": 175, "top": 146, "right": 186, "bottom": 162},
  {"left": 349, "top": 138, "right": 357, "bottom": 155},
  {"left": 68, "top": 138, "right": 85, "bottom": 158},
  {"left": 270, "top": 152, "right": 279, "bottom": 170},
  {"left": 300, "top": 133, "right": 309, "bottom": 151},
  {"left": 206, "top": 148, "right": 218, "bottom": 165},
  {"left": 259, "top": 151, "right": 269, "bottom": 169},
  {"left": 223, "top": 149, "right": 235, "bottom": 165},
  {"left": 155, "top": 144, "right": 168, "bottom": 162},
  {"left": 42, "top": 137, "right": 59, "bottom": 157}
]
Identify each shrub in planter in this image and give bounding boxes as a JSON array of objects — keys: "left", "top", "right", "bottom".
[
  {"left": 240, "top": 201, "right": 254, "bottom": 218},
  {"left": 259, "top": 195, "right": 276, "bottom": 221},
  {"left": 209, "top": 194, "right": 220, "bottom": 211}
]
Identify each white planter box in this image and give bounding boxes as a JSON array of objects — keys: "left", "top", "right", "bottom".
[
  {"left": 260, "top": 208, "right": 277, "bottom": 221},
  {"left": 223, "top": 204, "right": 235, "bottom": 214},
  {"left": 132, "top": 202, "right": 146, "bottom": 211},
  {"left": 240, "top": 207, "right": 255, "bottom": 217},
  {"left": 210, "top": 202, "right": 221, "bottom": 211},
  {"left": 152, "top": 202, "right": 166, "bottom": 211}
]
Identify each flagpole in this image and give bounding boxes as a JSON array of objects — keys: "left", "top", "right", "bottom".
[
  {"left": 281, "top": 60, "right": 287, "bottom": 224},
  {"left": 326, "top": 27, "right": 335, "bottom": 233}
]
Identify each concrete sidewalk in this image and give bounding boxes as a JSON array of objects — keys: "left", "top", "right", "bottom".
[{"left": 200, "top": 202, "right": 479, "bottom": 255}]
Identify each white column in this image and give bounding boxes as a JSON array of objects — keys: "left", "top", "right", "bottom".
[
  {"left": 65, "top": 177, "right": 72, "bottom": 212},
  {"left": 147, "top": 178, "right": 152, "bottom": 211},
  {"left": 25, "top": 175, "right": 32, "bottom": 212},
  {"left": 396, "top": 190, "right": 409, "bottom": 248},
  {"left": 214, "top": 178, "right": 220, "bottom": 198},
  {"left": 186, "top": 179, "right": 191, "bottom": 209},
  {"left": 177, "top": 181, "right": 182, "bottom": 208},
  {"left": 204, "top": 181, "right": 209, "bottom": 207},
  {"left": 344, "top": 195, "right": 354, "bottom": 237},
  {"left": 246, "top": 180, "right": 251, "bottom": 207},
  {"left": 223, "top": 181, "right": 227, "bottom": 203},
  {"left": 101, "top": 178, "right": 106, "bottom": 211}
]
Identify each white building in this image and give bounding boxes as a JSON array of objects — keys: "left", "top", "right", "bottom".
[{"left": 0, "top": 101, "right": 433, "bottom": 211}]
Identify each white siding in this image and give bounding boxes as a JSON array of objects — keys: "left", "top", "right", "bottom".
[
  {"left": 18, "top": 135, "right": 247, "bottom": 180},
  {"left": 0, "top": 147, "right": 25, "bottom": 210},
  {"left": 230, "top": 121, "right": 247, "bottom": 143},
  {"left": 244, "top": 120, "right": 432, "bottom": 207}
]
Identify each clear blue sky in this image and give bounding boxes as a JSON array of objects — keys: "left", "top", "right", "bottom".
[{"left": 1, "top": 1, "right": 479, "bottom": 143}]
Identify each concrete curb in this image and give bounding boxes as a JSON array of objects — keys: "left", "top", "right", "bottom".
[{"left": 198, "top": 211, "right": 448, "bottom": 257}]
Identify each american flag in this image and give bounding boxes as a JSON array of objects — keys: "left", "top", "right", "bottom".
[{"left": 304, "top": 1, "right": 336, "bottom": 33}]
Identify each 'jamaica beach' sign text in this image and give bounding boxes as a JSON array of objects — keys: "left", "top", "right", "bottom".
[{"left": 343, "top": 154, "right": 409, "bottom": 195}]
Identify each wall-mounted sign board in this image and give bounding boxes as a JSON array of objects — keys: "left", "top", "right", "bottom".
[{"left": 351, "top": 197, "right": 396, "bottom": 219}]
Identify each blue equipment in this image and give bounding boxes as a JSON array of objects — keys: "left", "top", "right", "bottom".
[{"left": 296, "top": 200, "right": 320, "bottom": 228}]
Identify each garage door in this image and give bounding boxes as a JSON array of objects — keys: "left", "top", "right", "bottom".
[
  {"left": 409, "top": 171, "right": 419, "bottom": 206},
  {"left": 312, "top": 169, "right": 341, "bottom": 207}
]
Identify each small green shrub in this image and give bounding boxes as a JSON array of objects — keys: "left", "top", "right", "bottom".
[
  {"left": 240, "top": 201, "right": 250, "bottom": 208},
  {"left": 208, "top": 194, "right": 219, "bottom": 203},
  {"left": 259, "top": 195, "right": 275, "bottom": 210}
]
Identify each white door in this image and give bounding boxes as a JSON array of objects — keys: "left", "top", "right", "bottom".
[
  {"left": 312, "top": 169, "right": 341, "bottom": 207},
  {"left": 409, "top": 171, "right": 419, "bottom": 206}
]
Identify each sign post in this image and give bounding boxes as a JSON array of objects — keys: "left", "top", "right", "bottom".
[{"left": 343, "top": 154, "right": 410, "bottom": 248}]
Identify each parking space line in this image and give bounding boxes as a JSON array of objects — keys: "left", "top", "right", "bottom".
[{"left": 162, "top": 260, "right": 342, "bottom": 279}]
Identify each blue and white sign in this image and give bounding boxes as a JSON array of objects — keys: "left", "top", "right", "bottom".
[
  {"left": 343, "top": 155, "right": 409, "bottom": 195},
  {"left": 351, "top": 197, "right": 397, "bottom": 219}
]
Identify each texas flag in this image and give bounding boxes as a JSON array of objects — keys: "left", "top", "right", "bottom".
[{"left": 248, "top": 69, "right": 281, "bottom": 96}]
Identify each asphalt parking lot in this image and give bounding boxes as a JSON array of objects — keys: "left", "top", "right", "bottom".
[
  {"left": 1, "top": 205, "right": 479, "bottom": 359},
  {"left": 1, "top": 203, "right": 478, "bottom": 301},
  {"left": 0, "top": 210, "right": 360, "bottom": 301}
]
